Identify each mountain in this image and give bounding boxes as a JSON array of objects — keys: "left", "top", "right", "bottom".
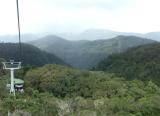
[
  {"left": 0, "top": 43, "right": 67, "bottom": 67},
  {"left": 145, "top": 32, "right": 160, "bottom": 41},
  {"left": 1, "top": 29, "right": 160, "bottom": 42},
  {"left": 30, "top": 35, "right": 155, "bottom": 69},
  {"left": 58, "top": 29, "right": 160, "bottom": 41},
  {"left": 58, "top": 29, "right": 121, "bottom": 40},
  {"left": 95, "top": 43, "right": 160, "bottom": 85},
  {"left": 58, "top": 29, "right": 144, "bottom": 41}
]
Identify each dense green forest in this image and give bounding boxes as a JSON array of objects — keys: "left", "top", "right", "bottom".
[
  {"left": 30, "top": 35, "right": 155, "bottom": 69},
  {"left": 1, "top": 41, "right": 160, "bottom": 115},
  {"left": 95, "top": 43, "right": 160, "bottom": 85},
  {"left": 0, "top": 43, "right": 67, "bottom": 67},
  {"left": 0, "top": 64, "right": 160, "bottom": 115}
]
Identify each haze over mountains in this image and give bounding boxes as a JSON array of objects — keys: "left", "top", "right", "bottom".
[
  {"left": 0, "top": 28, "right": 159, "bottom": 69},
  {"left": 0, "top": 34, "right": 38, "bottom": 43},
  {"left": 0, "top": 28, "right": 158, "bottom": 69},
  {"left": 58, "top": 29, "right": 143, "bottom": 41},
  {"left": 1, "top": 29, "right": 160, "bottom": 42},
  {"left": 30, "top": 35, "right": 156, "bottom": 69},
  {"left": 58, "top": 29, "right": 160, "bottom": 41}
]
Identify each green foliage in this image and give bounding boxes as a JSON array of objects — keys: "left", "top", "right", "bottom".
[
  {"left": 95, "top": 43, "right": 160, "bottom": 85},
  {"left": 24, "top": 65, "right": 118, "bottom": 98},
  {"left": 0, "top": 64, "right": 160, "bottom": 115},
  {"left": 0, "top": 58, "right": 6, "bottom": 76},
  {"left": 0, "top": 75, "right": 8, "bottom": 98},
  {"left": 1, "top": 93, "right": 59, "bottom": 116}
]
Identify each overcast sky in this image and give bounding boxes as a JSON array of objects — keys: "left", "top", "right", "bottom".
[{"left": 0, "top": 0, "right": 160, "bottom": 35}]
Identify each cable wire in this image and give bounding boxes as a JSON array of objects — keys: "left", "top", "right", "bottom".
[{"left": 16, "top": 0, "right": 22, "bottom": 62}]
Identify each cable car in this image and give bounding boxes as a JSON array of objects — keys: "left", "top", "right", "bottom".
[
  {"left": 2, "top": 60, "right": 24, "bottom": 95},
  {"left": 1, "top": 0, "right": 23, "bottom": 96},
  {"left": 14, "top": 78, "right": 24, "bottom": 92}
]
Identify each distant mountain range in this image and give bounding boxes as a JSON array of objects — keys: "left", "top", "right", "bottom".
[
  {"left": 30, "top": 35, "right": 156, "bottom": 69},
  {"left": 1, "top": 29, "right": 160, "bottom": 42},
  {"left": 58, "top": 29, "right": 160, "bottom": 41},
  {"left": 0, "top": 43, "right": 67, "bottom": 67}
]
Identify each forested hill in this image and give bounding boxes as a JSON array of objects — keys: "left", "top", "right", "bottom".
[
  {"left": 30, "top": 35, "right": 156, "bottom": 69},
  {"left": 0, "top": 43, "right": 67, "bottom": 67},
  {"left": 1, "top": 64, "right": 160, "bottom": 115},
  {"left": 95, "top": 43, "right": 160, "bottom": 85}
]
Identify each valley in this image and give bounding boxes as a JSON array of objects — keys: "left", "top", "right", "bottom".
[{"left": 30, "top": 35, "right": 155, "bottom": 69}]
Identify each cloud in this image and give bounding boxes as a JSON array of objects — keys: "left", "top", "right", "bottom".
[
  {"left": 40, "top": 0, "right": 135, "bottom": 10},
  {"left": 0, "top": 0, "right": 160, "bottom": 34}
]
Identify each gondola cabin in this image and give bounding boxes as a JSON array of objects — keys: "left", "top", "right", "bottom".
[{"left": 2, "top": 60, "right": 23, "bottom": 95}]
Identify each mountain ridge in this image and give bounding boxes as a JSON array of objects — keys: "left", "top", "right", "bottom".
[
  {"left": 30, "top": 35, "right": 156, "bottom": 69},
  {"left": 1, "top": 29, "right": 160, "bottom": 42},
  {"left": 58, "top": 29, "right": 160, "bottom": 41}
]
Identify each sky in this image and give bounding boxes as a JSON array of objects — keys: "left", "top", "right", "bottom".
[{"left": 0, "top": 0, "right": 160, "bottom": 35}]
